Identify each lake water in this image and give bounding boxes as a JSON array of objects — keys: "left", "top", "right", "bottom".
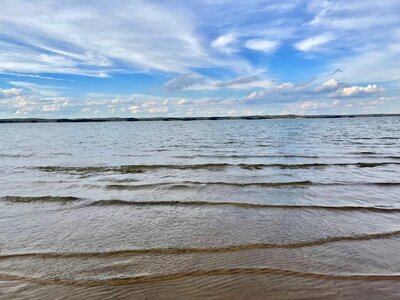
[{"left": 1, "top": 117, "right": 400, "bottom": 299}]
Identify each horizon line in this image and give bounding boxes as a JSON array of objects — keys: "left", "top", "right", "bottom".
[{"left": 0, "top": 113, "right": 400, "bottom": 123}]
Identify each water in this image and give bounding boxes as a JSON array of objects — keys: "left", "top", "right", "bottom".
[{"left": 1, "top": 117, "right": 400, "bottom": 299}]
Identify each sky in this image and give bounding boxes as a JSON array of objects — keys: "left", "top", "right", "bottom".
[{"left": 0, "top": 0, "right": 399, "bottom": 118}]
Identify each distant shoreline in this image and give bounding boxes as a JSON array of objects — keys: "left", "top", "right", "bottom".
[{"left": 0, "top": 114, "right": 399, "bottom": 123}]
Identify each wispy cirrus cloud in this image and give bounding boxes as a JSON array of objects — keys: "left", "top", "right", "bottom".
[
  {"left": 164, "top": 74, "right": 206, "bottom": 92},
  {"left": 0, "top": 72, "right": 65, "bottom": 81},
  {"left": 244, "top": 39, "right": 281, "bottom": 53},
  {"left": 294, "top": 33, "right": 334, "bottom": 52},
  {"left": 165, "top": 73, "right": 272, "bottom": 92},
  {"left": 9, "top": 81, "right": 66, "bottom": 97},
  {"left": 0, "top": 0, "right": 208, "bottom": 75},
  {"left": 211, "top": 33, "right": 238, "bottom": 54},
  {"left": 305, "top": 0, "right": 400, "bottom": 83}
]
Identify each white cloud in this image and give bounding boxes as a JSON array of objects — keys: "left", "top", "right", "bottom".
[
  {"left": 244, "top": 39, "right": 280, "bottom": 53},
  {"left": 41, "top": 99, "right": 70, "bottom": 112},
  {"left": 220, "top": 79, "right": 272, "bottom": 90},
  {"left": 275, "top": 82, "right": 298, "bottom": 90},
  {"left": 148, "top": 106, "right": 168, "bottom": 114},
  {"left": 211, "top": 33, "right": 237, "bottom": 54},
  {"left": 177, "top": 99, "right": 188, "bottom": 105},
  {"left": 215, "top": 74, "right": 272, "bottom": 89},
  {"left": 359, "top": 96, "right": 398, "bottom": 110},
  {"left": 299, "top": 101, "right": 320, "bottom": 109},
  {"left": 333, "top": 84, "right": 384, "bottom": 97},
  {"left": 0, "top": 91, "right": 74, "bottom": 115},
  {"left": 295, "top": 33, "right": 334, "bottom": 52},
  {"left": 0, "top": 72, "right": 64, "bottom": 81},
  {"left": 81, "top": 107, "right": 90, "bottom": 113},
  {"left": 0, "top": 88, "right": 23, "bottom": 99},
  {"left": 243, "top": 77, "right": 384, "bottom": 105},
  {"left": 10, "top": 96, "right": 37, "bottom": 110},
  {"left": 307, "top": 1, "right": 400, "bottom": 30},
  {"left": 165, "top": 74, "right": 205, "bottom": 91},
  {"left": 315, "top": 79, "right": 341, "bottom": 92},
  {"left": 243, "top": 80, "right": 311, "bottom": 103},
  {"left": 299, "top": 101, "right": 339, "bottom": 109},
  {"left": 165, "top": 73, "right": 272, "bottom": 91},
  {"left": 9, "top": 81, "right": 64, "bottom": 96},
  {"left": 321, "top": 79, "right": 339, "bottom": 90},
  {"left": 15, "top": 110, "right": 29, "bottom": 115},
  {"left": 128, "top": 105, "right": 140, "bottom": 113},
  {"left": 285, "top": 99, "right": 343, "bottom": 114}
]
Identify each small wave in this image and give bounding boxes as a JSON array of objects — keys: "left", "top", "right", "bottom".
[
  {"left": 1, "top": 196, "right": 81, "bottom": 203},
  {"left": 105, "top": 181, "right": 314, "bottom": 190},
  {"left": 172, "top": 154, "right": 321, "bottom": 159},
  {"left": 80, "top": 268, "right": 400, "bottom": 285},
  {"left": 350, "top": 151, "right": 377, "bottom": 155},
  {"left": 86, "top": 199, "right": 400, "bottom": 213},
  {"left": 99, "top": 178, "right": 140, "bottom": 183},
  {"left": 104, "top": 181, "right": 400, "bottom": 191},
  {"left": 378, "top": 137, "right": 399, "bottom": 140},
  {"left": 2, "top": 229, "right": 400, "bottom": 260},
  {"left": 112, "top": 154, "right": 152, "bottom": 157},
  {"left": 38, "top": 164, "right": 230, "bottom": 174},
  {"left": 367, "top": 182, "right": 400, "bottom": 186},
  {"left": 38, "top": 162, "right": 400, "bottom": 174},
  {"left": 1, "top": 267, "right": 399, "bottom": 287},
  {"left": 48, "top": 152, "right": 73, "bottom": 157},
  {"left": 349, "top": 152, "right": 400, "bottom": 159},
  {"left": 0, "top": 153, "right": 33, "bottom": 158}
]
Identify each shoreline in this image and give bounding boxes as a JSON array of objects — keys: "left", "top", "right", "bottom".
[{"left": 0, "top": 113, "right": 399, "bottom": 124}]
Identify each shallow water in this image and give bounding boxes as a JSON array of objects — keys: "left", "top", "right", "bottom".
[{"left": 1, "top": 117, "right": 400, "bottom": 299}]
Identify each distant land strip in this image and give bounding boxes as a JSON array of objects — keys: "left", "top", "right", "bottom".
[{"left": 0, "top": 114, "right": 400, "bottom": 123}]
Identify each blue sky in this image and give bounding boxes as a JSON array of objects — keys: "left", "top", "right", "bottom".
[{"left": 0, "top": 0, "right": 399, "bottom": 118}]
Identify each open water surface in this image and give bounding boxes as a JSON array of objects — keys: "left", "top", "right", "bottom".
[{"left": 1, "top": 117, "right": 400, "bottom": 299}]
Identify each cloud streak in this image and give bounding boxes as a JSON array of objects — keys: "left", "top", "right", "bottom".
[
  {"left": 0, "top": 0, "right": 208, "bottom": 75},
  {"left": 165, "top": 73, "right": 272, "bottom": 91},
  {"left": 294, "top": 33, "right": 334, "bottom": 52},
  {"left": 244, "top": 39, "right": 280, "bottom": 53}
]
